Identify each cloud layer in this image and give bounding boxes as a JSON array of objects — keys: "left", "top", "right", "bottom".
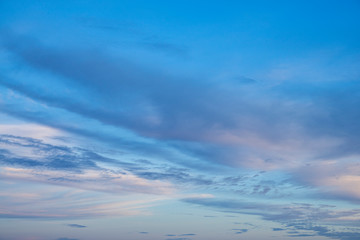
[{"left": 1, "top": 1, "right": 360, "bottom": 239}]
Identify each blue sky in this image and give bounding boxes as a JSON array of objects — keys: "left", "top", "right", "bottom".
[{"left": 1, "top": 1, "right": 360, "bottom": 240}]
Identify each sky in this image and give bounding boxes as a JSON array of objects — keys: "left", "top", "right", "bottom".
[{"left": 0, "top": 1, "right": 360, "bottom": 240}]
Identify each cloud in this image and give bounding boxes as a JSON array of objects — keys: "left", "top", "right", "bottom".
[
  {"left": 0, "top": 33, "right": 357, "bottom": 157},
  {"left": 67, "top": 224, "right": 86, "bottom": 228},
  {"left": 232, "top": 229, "right": 248, "bottom": 234},
  {"left": 182, "top": 197, "right": 360, "bottom": 240},
  {"left": 1, "top": 3, "right": 360, "bottom": 240},
  {"left": 56, "top": 238, "right": 79, "bottom": 240},
  {"left": 273, "top": 228, "right": 285, "bottom": 231},
  {"left": 0, "top": 179, "right": 167, "bottom": 219},
  {"left": 164, "top": 233, "right": 196, "bottom": 238},
  {"left": 4, "top": 30, "right": 352, "bottom": 169},
  {"left": 0, "top": 166, "right": 173, "bottom": 196},
  {"left": 165, "top": 238, "right": 191, "bottom": 240},
  {"left": 135, "top": 168, "right": 213, "bottom": 186},
  {"left": 217, "top": 171, "right": 298, "bottom": 198},
  {"left": 0, "top": 84, "right": 219, "bottom": 172},
  {"left": 0, "top": 134, "right": 100, "bottom": 171},
  {"left": 2, "top": 18, "right": 360, "bottom": 166},
  {"left": 1, "top": 30, "right": 360, "bottom": 221},
  {"left": 2, "top": 32, "right": 360, "bottom": 175},
  {"left": 0, "top": 132, "right": 219, "bottom": 194},
  {"left": 284, "top": 223, "right": 360, "bottom": 240},
  {"left": 0, "top": 122, "right": 62, "bottom": 140},
  {"left": 0, "top": 133, "right": 174, "bottom": 196},
  {"left": 291, "top": 161, "right": 360, "bottom": 202}
]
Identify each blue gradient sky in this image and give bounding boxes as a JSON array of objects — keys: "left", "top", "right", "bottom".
[{"left": 1, "top": 1, "right": 360, "bottom": 240}]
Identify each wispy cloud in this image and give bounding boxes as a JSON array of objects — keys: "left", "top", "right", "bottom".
[
  {"left": 2, "top": 31, "right": 360, "bottom": 175},
  {"left": 1, "top": 1, "right": 360, "bottom": 240},
  {"left": 182, "top": 197, "right": 360, "bottom": 239},
  {"left": 291, "top": 161, "right": 360, "bottom": 203},
  {"left": 0, "top": 179, "right": 167, "bottom": 219},
  {"left": 0, "top": 132, "right": 219, "bottom": 194}
]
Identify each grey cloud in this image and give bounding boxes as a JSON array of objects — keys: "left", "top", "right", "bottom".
[
  {"left": 273, "top": 228, "right": 285, "bottom": 231},
  {"left": 67, "top": 224, "right": 86, "bottom": 228},
  {"left": 232, "top": 228, "right": 248, "bottom": 234},
  {"left": 165, "top": 234, "right": 195, "bottom": 236},
  {"left": 284, "top": 223, "right": 360, "bottom": 240},
  {"left": 56, "top": 238, "right": 80, "bottom": 240},
  {"left": 165, "top": 238, "right": 191, "bottom": 240}
]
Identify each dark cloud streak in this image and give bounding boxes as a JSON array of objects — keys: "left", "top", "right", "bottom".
[{"left": 67, "top": 224, "right": 86, "bottom": 228}]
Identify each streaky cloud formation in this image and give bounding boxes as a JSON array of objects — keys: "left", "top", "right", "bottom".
[
  {"left": 67, "top": 224, "right": 87, "bottom": 228},
  {"left": 182, "top": 197, "right": 360, "bottom": 239},
  {"left": 0, "top": 134, "right": 173, "bottom": 195},
  {"left": 0, "top": 1, "right": 359, "bottom": 240},
  {"left": 2, "top": 31, "right": 360, "bottom": 172}
]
